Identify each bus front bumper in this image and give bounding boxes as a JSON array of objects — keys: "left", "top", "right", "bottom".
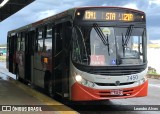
[{"left": 71, "top": 80, "right": 148, "bottom": 101}]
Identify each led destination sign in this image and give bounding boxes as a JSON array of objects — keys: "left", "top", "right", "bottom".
[{"left": 83, "top": 10, "right": 144, "bottom": 22}]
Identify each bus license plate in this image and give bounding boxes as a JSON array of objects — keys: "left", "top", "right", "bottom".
[{"left": 110, "top": 90, "right": 123, "bottom": 95}]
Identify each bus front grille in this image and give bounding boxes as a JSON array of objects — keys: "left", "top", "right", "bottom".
[
  {"left": 73, "top": 62, "right": 147, "bottom": 76},
  {"left": 96, "top": 82, "right": 135, "bottom": 86},
  {"left": 89, "top": 69, "right": 143, "bottom": 76}
]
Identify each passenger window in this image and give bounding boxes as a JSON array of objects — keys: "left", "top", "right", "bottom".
[
  {"left": 21, "top": 37, "right": 25, "bottom": 51},
  {"left": 38, "top": 28, "right": 43, "bottom": 39},
  {"left": 44, "top": 39, "right": 52, "bottom": 52},
  {"left": 38, "top": 39, "right": 43, "bottom": 52},
  {"left": 37, "top": 27, "right": 44, "bottom": 52},
  {"left": 46, "top": 26, "right": 52, "bottom": 38},
  {"left": 17, "top": 37, "right": 21, "bottom": 51},
  {"left": 20, "top": 42, "right": 25, "bottom": 51}
]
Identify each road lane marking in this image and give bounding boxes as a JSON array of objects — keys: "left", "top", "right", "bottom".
[{"left": 149, "top": 84, "right": 160, "bottom": 88}]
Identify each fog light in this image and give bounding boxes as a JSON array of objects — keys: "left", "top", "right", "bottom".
[
  {"left": 75, "top": 75, "right": 82, "bottom": 82},
  {"left": 88, "top": 81, "right": 95, "bottom": 87},
  {"left": 140, "top": 78, "right": 146, "bottom": 84},
  {"left": 136, "top": 77, "right": 147, "bottom": 85},
  {"left": 81, "top": 79, "right": 87, "bottom": 85}
]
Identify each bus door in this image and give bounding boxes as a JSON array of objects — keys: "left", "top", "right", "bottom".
[
  {"left": 33, "top": 27, "right": 45, "bottom": 88},
  {"left": 53, "top": 22, "right": 71, "bottom": 97},
  {"left": 25, "top": 31, "right": 35, "bottom": 82},
  {"left": 17, "top": 33, "right": 26, "bottom": 79},
  {"left": 53, "top": 24, "right": 64, "bottom": 95},
  {"left": 8, "top": 35, "right": 16, "bottom": 73}
]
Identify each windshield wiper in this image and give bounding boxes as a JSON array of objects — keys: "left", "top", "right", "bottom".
[
  {"left": 122, "top": 33, "right": 125, "bottom": 57},
  {"left": 122, "top": 25, "right": 134, "bottom": 56},
  {"left": 124, "top": 25, "right": 134, "bottom": 46},
  {"left": 93, "top": 23, "right": 110, "bottom": 55}
]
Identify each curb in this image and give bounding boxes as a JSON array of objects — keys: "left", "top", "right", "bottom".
[{"left": 2, "top": 72, "right": 78, "bottom": 114}]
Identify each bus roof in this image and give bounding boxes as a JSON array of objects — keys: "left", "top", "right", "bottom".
[
  {"left": 8, "top": 8, "right": 75, "bottom": 34},
  {"left": 75, "top": 6, "right": 144, "bottom": 13},
  {"left": 8, "top": 6, "right": 145, "bottom": 34}
]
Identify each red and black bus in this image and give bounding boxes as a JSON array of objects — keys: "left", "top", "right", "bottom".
[{"left": 7, "top": 6, "right": 148, "bottom": 101}]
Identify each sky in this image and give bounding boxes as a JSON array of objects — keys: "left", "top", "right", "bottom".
[{"left": 0, "top": 0, "right": 160, "bottom": 44}]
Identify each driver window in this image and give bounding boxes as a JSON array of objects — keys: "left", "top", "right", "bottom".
[{"left": 90, "top": 27, "right": 116, "bottom": 66}]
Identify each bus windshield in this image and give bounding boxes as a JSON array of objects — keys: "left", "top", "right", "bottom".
[{"left": 72, "top": 25, "right": 146, "bottom": 66}]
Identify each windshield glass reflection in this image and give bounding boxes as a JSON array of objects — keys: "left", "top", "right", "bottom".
[{"left": 72, "top": 25, "right": 146, "bottom": 66}]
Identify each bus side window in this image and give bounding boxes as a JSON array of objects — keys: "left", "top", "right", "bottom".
[
  {"left": 46, "top": 25, "right": 52, "bottom": 38},
  {"left": 44, "top": 25, "right": 52, "bottom": 52},
  {"left": 37, "top": 27, "right": 44, "bottom": 52},
  {"left": 17, "top": 37, "right": 21, "bottom": 51},
  {"left": 38, "top": 28, "right": 43, "bottom": 39},
  {"left": 38, "top": 40, "right": 43, "bottom": 52},
  {"left": 44, "top": 39, "right": 52, "bottom": 52},
  {"left": 20, "top": 34, "right": 25, "bottom": 51}
]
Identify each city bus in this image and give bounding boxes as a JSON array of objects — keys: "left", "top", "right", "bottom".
[{"left": 7, "top": 6, "right": 148, "bottom": 101}]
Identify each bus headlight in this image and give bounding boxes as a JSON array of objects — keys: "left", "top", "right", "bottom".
[
  {"left": 75, "top": 75, "right": 82, "bottom": 82},
  {"left": 75, "top": 74, "right": 95, "bottom": 87}
]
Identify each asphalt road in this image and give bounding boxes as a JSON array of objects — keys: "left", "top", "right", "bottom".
[
  {"left": 0, "top": 62, "right": 160, "bottom": 114},
  {"left": 66, "top": 79, "right": 160, "bottom": 114},
  {"left": 64, "top": 78, "right": 160, "bottom": 114}
]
